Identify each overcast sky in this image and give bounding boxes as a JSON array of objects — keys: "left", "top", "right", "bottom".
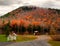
[{"left": 0, "top": 0, "right": 60, "bottom": 16}]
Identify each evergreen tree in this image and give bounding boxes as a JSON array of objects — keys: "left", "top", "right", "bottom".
[{"left": 3, "top": 21, "right": 11, "bottom": 37}]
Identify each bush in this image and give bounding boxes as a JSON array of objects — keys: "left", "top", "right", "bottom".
[
  {"left": 49, "top": 26, "right": 56, "bottom": 35},
  {"left": 51, "top": 35, "right": 60, "bottom": 41}
]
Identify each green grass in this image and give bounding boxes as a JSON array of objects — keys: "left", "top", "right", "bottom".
[
  {"left": 16, "top": 35, "right": 37, "bottom": 42},
  {"left": 48, "top": 41, "right": 60, "bottom": 46},
  {"left": 0, "top": 35, "right": 7, "bottom": 42},
  {"left": 0, "top": 35, "right": 37, "bottom": 42}
]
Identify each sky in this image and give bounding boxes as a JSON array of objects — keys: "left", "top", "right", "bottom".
[{"left": 0, "top": 0, "right": 60, "bottom": 16}]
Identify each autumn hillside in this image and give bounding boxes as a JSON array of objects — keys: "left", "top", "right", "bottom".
[{"left": 0, "top": 6, "right": 60, "bottom": 29}]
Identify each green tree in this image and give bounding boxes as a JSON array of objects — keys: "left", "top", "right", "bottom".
[
  {"left": 27, "top": 24, "right": 32, "bottom": 34},
  {"left": 3, "top": 21, "right": 11, "bottom": 37}
]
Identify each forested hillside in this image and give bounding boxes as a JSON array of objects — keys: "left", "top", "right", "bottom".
[{"left": 0, "top": 6, "right": 60, "bottom": 29}]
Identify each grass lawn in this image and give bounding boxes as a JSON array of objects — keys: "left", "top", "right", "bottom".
[
  {"left": 17, "top": 35, "right": 37, "bottom": 42},
  {"left": 0, "top": 35, "right": 37, "bottom": 42},
  {"left": 0, "top": 35, "right": 7, "bottom": 42},
  {"left": 48, "top": 41, "right": 60, "bottom": 46}
]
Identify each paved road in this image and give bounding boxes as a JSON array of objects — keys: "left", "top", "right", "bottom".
[
  {"left": 36, "top": 35, "right": 51, "bottom": 41},
  {"left": 0, "top": 42, "right": 14, "bottom": 46},
  {"left": 0, "top": 35, "right": 51, "bottom": 46}
]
